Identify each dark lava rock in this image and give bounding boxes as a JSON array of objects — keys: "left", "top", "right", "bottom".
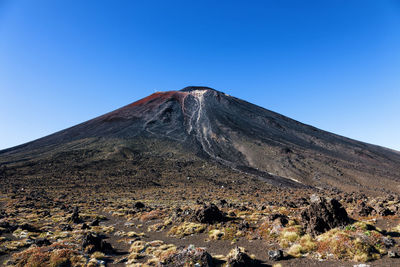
[
  {"left": 345, "top": 196, "right": 354, "bottom": 203},
  {"left": 373, "top": 201, "right": 397, "bottom": 216},
  {"left": 19, "top": 223, "right": 42, "bottom": 232},
  {"left": 388, "top": 250, "right": 398, "bottom": 258},
  {"left": 173, "top": 207, "right": 183, "bottom": 217},
  {"left": 0, "top": 210, "right": 6, "bottom": 219},
  {"left": 301, "top": 195, "right": 350, "bottom": 236},
  {"left": 61, "top": 224, "right": 73, "bottom": 231},
  {"left": 382, "top": 237, "right": 396, "bottom": 248},
  {"left": 354, "top": 202, "right": 375, "bottom": 217},
  {"left": 0, "top": 221, "right": 17, "bottom": 233},
  {"left": 134, "top": 201, "right": 145, "bottom": 210},
  {"left": 70, "top": 206, "right": 82, "bottom": 223},
  {"left": 238, "top": 205, "right": 248, "bottom": 211},
  {"left": 238, "top": 220, "right": 250, "bottom": 230},
  {"left": 81, "top": 223, "right": 90, "bottom": 230},
  {"left": 171, "top": 208, "right": 185, "bottom": 222},
  {"left": 82, "top": 233, "right": 114, "bottom": 254},
  {"left": 269, "top": 214, "right": 289, "bottom": 227},
  {"left": 227, "top": 210, "right": 236, "bottom": 217},
  {"left": 90, "top": 218, "right": 100, "bottom": 226},
  {"left": 162, "top": 245, "right": 213, "bottom": 267},
  {"left": 258, "top": 205, "right": 266, "bottom": 211},
  {"left": 386, "top": 194, "right": 396, "bottom": 202},
  {"left": 219, "top": 199, "right": 228, "bottom": 206},
  {"left": 226, "top": 247, "right": 254, "bottom": 267},
  {"left": 283, "top": 200, "right": 297, "bottom": 208},
  {"left": 114, "top": 257, "right": 128, "bottom": 263},
  {"left": 376, "top": 206, "right": 395, "bottom": 216},
  {"left": 34, "top": 238, "right": 51, "bottom": 247},
  {"left": 195, "top": 204, "right": 225, "bottom": 224},
  {"left": 297, "top": 197, "right": 309, "bottom": 206},
  {"left": 268, "top": 250, "right": 284, "bottom": 261}
]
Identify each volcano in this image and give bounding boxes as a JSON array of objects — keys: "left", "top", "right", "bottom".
[{"left": 1, "top": 86, "right": 400, "bottom": 194}]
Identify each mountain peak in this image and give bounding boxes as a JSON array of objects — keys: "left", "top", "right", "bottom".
[
  {"left": 2, "top": 87, "right": 400, "bottom": 194},
  {"left": 180, "top": 86, "right": 219, "bottom": 92}
]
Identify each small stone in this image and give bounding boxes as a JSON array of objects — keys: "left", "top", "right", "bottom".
[
  {"left": 382, "top": 237, "right": 396, "bottom": 248},
  {"left": 268, "top": 249, "right": 283, "bottom": 261},
  {"left": 114, "top": 257, "right": 128, "bottom": 263},
  {"left": 310, "top": 194, "right": 322, "bottom": 203},
  {"left": 219, "top": 199, "right": 227, "bottom": 206},
  {"left": 258, "top": 205, "right": 266, "bottom": 210},
  {"left": 388, "top": 250, "right": 398, "bottom": 258},
  {"left": 61, "top": 224, "right": 73, "bottom": 231},
  {"left": 238, "top": 220, "right": 250, "bottom": 230}
]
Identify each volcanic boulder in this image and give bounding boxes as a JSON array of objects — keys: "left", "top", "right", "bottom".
[
  {"left": 0, "top": 221, "right": 17, "bottom": 234},
  {"left": 268, "top": 250, "right": 284, "bottom": 261},
  {"left": 195, "top": 204, "right": 225, "bottom": 224},
  {"left": 162, "top": 245, "right": 213, "bottom": 267},
  {"left": 388, "top": 250, "right": 399, "bottom": 258},
  {"left": 226, "top": 247, "right": 255, "bottom": 266},
  {"left": 19, "top": 223, "right": 42, "bottom": 233},
  {"left": 301, "top": 195, "right": 350, "bottom": 236},
  {"left": 70, "top": 207, "right": 82, "bottom": 224},
  {"left": 82, "top": 233, "right": 114, "bottom": 254},
  {"left": 268, "top": 213, "right": 289, "bottom": 227},
  {"left": 134, "top": 201, "right": 145, "bottom": 210},
  {"left": 353, "top": 201, "right": 375, "bottom": 217},
  {"left": 34, "top": 238, "right": 51, "bottom": 247},
  {"left": 374, "top": 202, "right": 395, "bottom": 216}
]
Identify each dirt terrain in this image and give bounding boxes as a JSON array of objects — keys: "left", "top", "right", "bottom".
[{"left": 1, "top": 184, "right": 400, "bottom": 266}]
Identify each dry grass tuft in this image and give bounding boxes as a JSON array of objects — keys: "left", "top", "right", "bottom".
[{"left": 168, "top": 222, "right": 206, "bottom": 238}]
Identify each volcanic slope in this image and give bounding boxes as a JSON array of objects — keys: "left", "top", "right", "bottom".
[{"left": 1, "top": 86, "right": 400, "bottom": 194}]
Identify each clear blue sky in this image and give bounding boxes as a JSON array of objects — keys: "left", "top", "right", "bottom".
[{"left": 0, "top": 0, "right": 399, "bottom": 151}]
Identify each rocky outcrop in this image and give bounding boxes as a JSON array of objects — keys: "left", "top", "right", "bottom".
[
  {"left": 374, "top": 203, "right": 395, "bottom": 216},
  {"left": 354, "top": 201, "right": 375, "bottom": 217},
  {"left": 301, "top": 195, "right": 350, "bottom": 236}
]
